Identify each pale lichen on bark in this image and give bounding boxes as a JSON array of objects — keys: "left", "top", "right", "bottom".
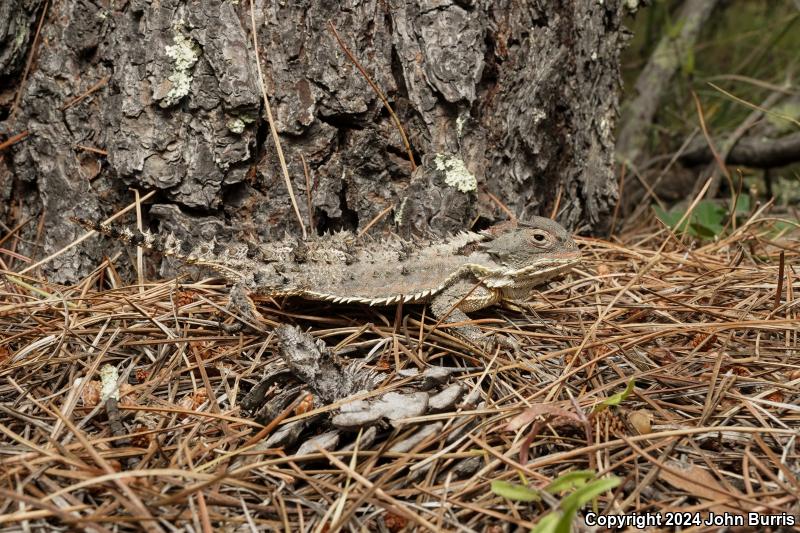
[
  {"left": 156, "top": 25, "right": 201, "bottom": 108},
  {"left": 435, "top": 154, "right": 478, "bottom": 193}
]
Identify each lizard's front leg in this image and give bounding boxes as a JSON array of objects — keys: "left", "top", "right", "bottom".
[
  {"left": 429, "top": 278, "right": 516, "bottom": 352},
  {"left": 220, "top": 283, "right": 268, "bottom": 333}
]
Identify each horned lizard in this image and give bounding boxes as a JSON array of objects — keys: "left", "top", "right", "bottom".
[{"left": 71, "top": 216, "right": 581, "bottom": 349}]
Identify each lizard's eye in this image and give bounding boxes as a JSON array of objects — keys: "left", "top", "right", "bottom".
[{"left": 530, "top": 230, "right": 551, "bottom": 247}]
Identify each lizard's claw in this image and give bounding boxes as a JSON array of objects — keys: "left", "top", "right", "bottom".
[
  {"left": 475, "top": 334, "right": 521, "bottom": 356},
  {"left": 219, "top": 319, "right": 245, "bottom": 334}
]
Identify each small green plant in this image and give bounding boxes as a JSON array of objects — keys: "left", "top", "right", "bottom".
[
  {"left": 654, "top": 195, "right": 750, "bottom": 239},
  {"left": 491, "top": 480, "right": 541, "bottom": 502},
  {"left": 492, "top": 471, "right": 621, "bottom": 533},
  {"left": 593, "top": 379, "right": 635, "bottom": 414}
]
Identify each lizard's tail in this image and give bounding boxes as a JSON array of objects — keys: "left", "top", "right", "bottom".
[{"left": 70, "top": 217, "right": 248, "bottom": 282}]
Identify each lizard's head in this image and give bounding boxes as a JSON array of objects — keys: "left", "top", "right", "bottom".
[{"left": 478, "top": 216, "right": 581, "bottom": 282}]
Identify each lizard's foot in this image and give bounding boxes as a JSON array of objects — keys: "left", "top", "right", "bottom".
[
  {"left": 219, "top": 283, "right": 267, "bottom": 334},
  {"left": 219, "top": 320, "right": 245, "bottom": 334},
  {"left": 430, "top": 279, "right": 524, "bottom": 356},
  {"left": 475, "top": 333, "right": 520, "bottom": 355},
  {"left": 441, "top": 324, "right": 521, "bottom": 356},
  {"left": 218, "top": 313, "right": 268, "bottom": 334}
]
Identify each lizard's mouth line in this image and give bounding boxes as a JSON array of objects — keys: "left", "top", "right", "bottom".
[
  {"left": 511, "top": 255, "right": 580, "bottom": 275},
  {"left": 549, "top": 250, "right": 582, "bottom": 261},
  {"left": 522, "top": 250, "right": 581, "bottom": 266},
  {"left": 477, "top": 253, "right": 581, "bottom": 286}
]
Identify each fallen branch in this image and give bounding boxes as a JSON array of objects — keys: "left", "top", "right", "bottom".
[{"left": 679, "top": 130, "right": 800, "bottom": 168}]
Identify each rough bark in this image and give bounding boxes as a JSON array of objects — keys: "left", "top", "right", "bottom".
[
  {"left": 0, "top": 0, "right": 44, "bottom": 85},
  {"left": 1, "top": 0, "right": 628, "bottom": 283}
]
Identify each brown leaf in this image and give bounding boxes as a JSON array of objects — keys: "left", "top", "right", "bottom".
[
  {"left": 505, "top": 404, "right": 580, "bottom": 432},
  {"left": 659, "top": 461, "right": 741, "bottom": 514}
]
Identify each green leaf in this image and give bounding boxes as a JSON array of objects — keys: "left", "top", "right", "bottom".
[
  {"left": 696, "top": 200, "right": 726, "bottom": 220},
  {"left": 491, "top": 480, "right": 541, "bottom": 502},
  {"left": 654, "top": 205, "right": 692, "bottom": 233},
  {"left": 594, "top": 379, "right": 635, "bottom": 413},
  {"left": 530, "top": 474, "right": 621, "bottom": 533},
  {"left": 656, "top": 201, "right": 734, "bottom": 240},
  {"left": 545, "top": 470, "right": 595, "bottom": 494},
  {"left": 530, "top": 512, "right": 560, "bottom": 533},
  {"left": 733, "top": 194, "right": 751, "bottom": 214},
  {"left": 691, "top": 201, "right": 726, "bottom": 237},
  {"left": 554, "top": 510, "right": 576, "bottom": 533},
  {"left": 560, "top": 477, "right": 622, "bottom": 514},
  {"left": 654, "top": 205, "right": 684, "bottom": 230},
  {"left": 689, "top": 221, "right": 722, "bottom": 239}
]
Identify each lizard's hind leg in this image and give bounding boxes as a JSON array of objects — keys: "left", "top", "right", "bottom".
[{"left": 220, "top": 283, "right": 268, "bottom": 333}]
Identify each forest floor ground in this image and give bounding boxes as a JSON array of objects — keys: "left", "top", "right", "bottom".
[{"left": 1, "top": 208, "right": 798, "bottom": 531}]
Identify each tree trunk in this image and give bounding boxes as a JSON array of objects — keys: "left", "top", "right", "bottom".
[{"left": 1, "top": 0, "right": 628, "bottom": 283}]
